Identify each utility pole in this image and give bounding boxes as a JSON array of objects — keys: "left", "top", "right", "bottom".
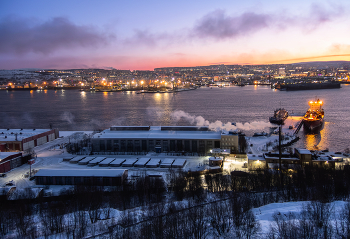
[
  {"left": 279, "top": 124, "right": 282, "bottom": 170},
  {"left": 278, "top": 124, "right": 283, "bottom": 189}
]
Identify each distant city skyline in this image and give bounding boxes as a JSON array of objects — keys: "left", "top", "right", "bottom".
[{"left": 1, "top": 0, "right": 350, "bottom": 70}]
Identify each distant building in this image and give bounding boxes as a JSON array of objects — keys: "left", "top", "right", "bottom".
[
  {"left": 0, "top": 129, "right": 59, "bottom": 152},
  {"left": 278, "top": 68, "right": 286, "bottom": 76},
  {"left": 91, "top": 126, "right": 240, "bottom": 155},
  {"left": 209, "top": 156, "right": 223, "bottom": 167}
]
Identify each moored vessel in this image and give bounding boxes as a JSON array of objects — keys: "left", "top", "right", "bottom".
[
  {"left": 274, "top": 81, "right": 341, "bottom": 91},
  {"left": 303, "top": 99, "right": 324, "bottom": 131},
  {"left": 269, "top": 108, "right": 288, "bottom": 125}
]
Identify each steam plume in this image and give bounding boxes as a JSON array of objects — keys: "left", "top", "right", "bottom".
[{"left": 171, "top": 110, "right": 272, "bottom": 131}]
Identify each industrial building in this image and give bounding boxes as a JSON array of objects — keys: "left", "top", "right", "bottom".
[
  {"left": 0, "top": 128, "right": 59, "bottom": 152},
  {"left": 91, "top": 126, "right": 240, "bottom": 155},
  {"left": 0, "top": 152, "right": 29, "bottom": 173},
  {"left": 35, "top": 169, "right": 128, "bottom": 186},
  {"left": 247, "top": 149, "right": 349, "bottom": 170}
]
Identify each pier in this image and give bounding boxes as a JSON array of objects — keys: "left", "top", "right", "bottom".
[{"left": 293, "top": 120, "right": 304, "bottom": 135}]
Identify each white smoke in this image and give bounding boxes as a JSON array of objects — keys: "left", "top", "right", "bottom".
[
  {"left": 147, "top": 107, "right": 164, "bottom": 119},
  {"left": 109, "top": 117, "right": 127, "bottom": 126},
  {"left": 89, "top": 117, "right": 127, "bottom": 130},
  {"left": 22, "top": 113, "right": 34, "bottom": 126},
  {"left": 171, "top": 110, "right": 273, "bottom": 131},
  {"left": 60, "top": 112, "right": 75, "bottom": 125}
]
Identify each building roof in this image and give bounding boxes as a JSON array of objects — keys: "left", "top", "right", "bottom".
[
  {"left": 161, "top": 158, "right": 174, "bottom": 165},
  {"left": 35, "top": 169, "right": 127, "bottom": 177},
  {"left": 296, "top": 148, "right": 312, "bottom": 155},
  {"left": 209, "top": 157, "right": 223, "bottom": 161},
  {"left": 0, "top": 129, "right": 52, "bottom": 142},
  {"left": 248, "top": 154, "right": 265, "bottom": 161},
  {"left": 109, "top": 158, "right": 126, "bottom": 165},
  {"left": 172, "top": 158, "right": 186, "bottom": 166},
  {"left": 146, "top": 158, "right": 161, "bottom": 166},
  {"left": 93, "top": 126, "right": 221, "bottom": 140},
  {"left": 99, "top": 158, "right": 116, "bottom": 165},
  {"left": 134, "top": 157, "right": 151, "bottom": 166},
  {"left": 0, "top": 152, "right": 22, "bottom": 161}
]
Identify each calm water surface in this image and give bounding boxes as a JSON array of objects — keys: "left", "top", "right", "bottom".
[{"left": 1, "top": 85, "right": 350, "bottom": 151}]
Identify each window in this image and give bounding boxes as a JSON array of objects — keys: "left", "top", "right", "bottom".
[
  {"left": 120, "top": 140, "right": 126, "bottom": 151},
  {"left": 170, "top": 140, "right": 175, "bottom": 151},
  {"left": 177, "top": 140, "right": 183, "bottom": 151},
  {"left": 199, "top": 140, "right": 205, "bottom": 153},
  {"left": 192, "top": 140, "right": 197, "bottom": 152},
  {"left": 106, "top": 140, "right": 112, "bottom": 150},
  {"left": 100, "top": 140, "right": 105, "bottom": 151},
  {"left": 134, "top": 140, "right": 141, "bottom": 152},
  {"left": 184, "top": 140, "right": 190, "bottom": 152},
  {"left": 149, "top": 140, "right": 154, "bottom": 151},
  {"left": 127, "top": 140, "right": 133, "bottom": 152},
  {"left": 163, "top": 140, "right": 168, "bottom": 152},
  {"left": 142, "top": 140, "right": 147, "bottom": 151}
]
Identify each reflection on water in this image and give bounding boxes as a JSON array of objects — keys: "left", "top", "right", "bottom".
[
  {"left": 304, "top": 133, "right": 321, "bottom": 150},
  {"left": 154, "top": 93, "right": 162, "bottom": 102},
  {"left": 303, "top": 122, "right": 329, "bottom": 150}
]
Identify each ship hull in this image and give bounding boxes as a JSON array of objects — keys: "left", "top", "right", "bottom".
[
  {"left": 276, "top": 82, "right": 341, "bottom": 91},
  {"left": 303, "top": 119, "right": 323, "bottom": 131}
]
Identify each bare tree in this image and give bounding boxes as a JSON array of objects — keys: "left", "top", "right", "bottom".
[
  {"left": 187, "top": 202, "right": 208, "bottom": 239},
  {"left": 303, "top": 201, "right": 334, "bottom": 238},
  {"left": 208, "top": 201, "right": 231, "bottom": 237},
  {"left": 335, "top": 201, "right": 350, "bottom": 238}
]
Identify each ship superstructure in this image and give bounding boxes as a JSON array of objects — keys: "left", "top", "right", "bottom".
[{"left": 303, "top": 99, "right": 324, "bottom": 131}]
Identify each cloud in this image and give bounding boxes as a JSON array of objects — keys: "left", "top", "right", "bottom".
[
  {"left": 124, "top": 30, "right": 163, "bottom": 47},
  {"left": 0, "top": 16, "right": 115, "bottom": 55},
  {"left": 192, "top": 3, "right": 345, "bottom": 40},
  {"left": 193, "top": 10, "right": 270, "bottom": 39}
]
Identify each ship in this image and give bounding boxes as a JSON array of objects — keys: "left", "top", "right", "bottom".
[
  {"left": 273, "top": 81, "right": 341, "bottom": 91},
  {"left": 269, "top": 108, "right": 288, "bottom": 125},
  {"left": 6, "top": 87, "right": 38, "bottom": 91},
  {"left": 303, "top": 99, "right": 324, "bottom": 131}
]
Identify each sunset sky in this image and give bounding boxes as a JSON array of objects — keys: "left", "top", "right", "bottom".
[{"left": 1, "top": 0, "right": 350, "bottom": 70}]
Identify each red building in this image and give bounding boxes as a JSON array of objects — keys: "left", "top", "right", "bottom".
[
  {"left": 0, "top": 129, "right": 59, "bottom": 152},
  {"left": 0, "top": 152, "right": 23, "bottom": 173}
]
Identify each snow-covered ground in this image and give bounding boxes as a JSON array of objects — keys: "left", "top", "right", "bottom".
[
  {"left": 247, "top": 116, "right": 303, "bottom": 155},
  {"left": 253, "top": 200, "right": 348, "bottom": 235}
]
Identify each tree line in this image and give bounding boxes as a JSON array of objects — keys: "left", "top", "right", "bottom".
[{"left": 1, "top": 165, "right": 350, "bottom": 238}]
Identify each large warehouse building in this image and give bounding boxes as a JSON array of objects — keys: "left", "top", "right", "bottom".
[
  {"left": 0, "top": 129, "right": 59, "bottom": 152},
  {"left": 92, "top": 126, "right": 240, "bottom": 155},
  {"left": 35, "top": 169, "right": 128, "bottom": 186}
]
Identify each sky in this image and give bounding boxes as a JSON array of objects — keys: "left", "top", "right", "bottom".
[{"left": 1, "top": 0, "right": 350, "bottom": 70}]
